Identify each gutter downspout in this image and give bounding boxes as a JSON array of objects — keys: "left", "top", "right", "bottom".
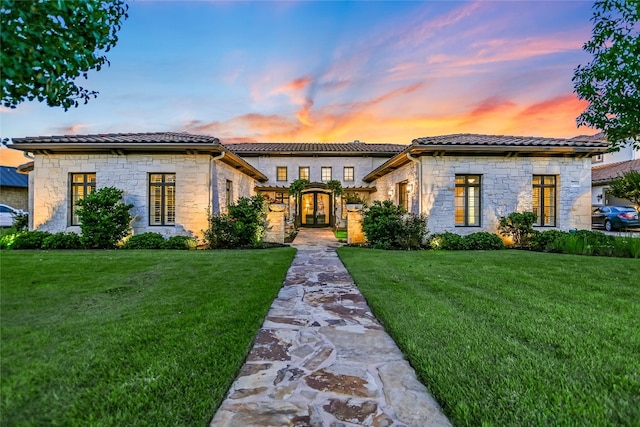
[
  {"left": 210, "top": 151, "right": 225, "bottom": 214},
  {"left": 406, "top": 152, "right": 421, "bottom": 215}
]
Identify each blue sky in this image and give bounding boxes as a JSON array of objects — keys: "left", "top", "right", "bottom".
[{"left": 1, "top": 0, "right": 598, "bottom": 165}]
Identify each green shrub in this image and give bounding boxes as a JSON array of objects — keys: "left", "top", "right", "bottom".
[
  {"left": 203, "top": 215, "right": 240, "bottom": 249},
  {"left": 396, "top": 214, "right": 429, "bottom": 250},
  {"left": 361, "top": 200, "right": 405, "bottom": 249},
  {"left": 0, "top": 232, "right": 21, "bottom": 250},
  {"left": 76, "top": 187, "right": 134, "bottom": 249},
  {"left": 12, "top": 212, "right": 28, "bottom": 232},
  {"left": 10, "top": 231, "right": 52, "bottom": 249},
  {"left": 463, "top": 232, "right": 505, "bottom": 250},
  {"left": 41, "top": 232, "right": 83, "bottom": 250},
  {"left": 498, "top": 211, "right": 537, "bottom": 246},
  {"left": 428, "top": 232, "right": 465, "bottom": 250},
  {"left": 122, "top": 232, "right": 166, "bottom": 249},
  {"left": 162, "top": 235, "right": 197, "bottom": 250},
  {"left": 227, "top": 194, "right": 267, "bottom": 248},
  {"left": 530, "top": 229, "right": 569, "bottom": 252}
]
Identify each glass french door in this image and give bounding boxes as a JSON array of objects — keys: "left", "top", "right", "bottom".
[{"left": 301, "top": 192, "right": 331, "bottom": 227}]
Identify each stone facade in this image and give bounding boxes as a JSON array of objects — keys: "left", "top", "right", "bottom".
[
  {"left": 416, "top": 155, "right": 592, "bottom": 234},
  {"left": 29, "top": 153, "right": 257, "bottom": 238}
]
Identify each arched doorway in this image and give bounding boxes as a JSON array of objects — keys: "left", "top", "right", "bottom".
[{"left": 300, "top": 191, "right": 332, "bottom": 227}]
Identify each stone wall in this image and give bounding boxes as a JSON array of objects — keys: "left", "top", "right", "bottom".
[
  {"left": 29, "top": 153, "right": 256, "bottom": 239},
  {"left": 347, "top": 209, "right": 365, "bottom": 244},
  {"left": 0, "top": 187, "right": 28, "bottom": 211},
  {"left": 369, "top": 162, "right": 419, "bottom": 213},
  {"left": 241, "top": 156, "right": 390, "bottom": 187},
  {"left": 417, "top": 155, "right": 592, "bottom": 234},
  {"left": 264, "top": 210, "right": 285, "bottom": 244}
]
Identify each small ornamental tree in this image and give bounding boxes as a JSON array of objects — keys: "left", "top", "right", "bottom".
[
  {"left": 498, "top": 211, "right": 537, "bottom": 247},
  {"left": 326, "top": 179, "right": 344, "bottom": 225},
  {"left": 361, "top": 200, "right": 427, "bottom": 250},
  {"left": 76, "top": 187, "right": 133, "bottom": 249},
  {"left": 288, "top": 178, "right": 310, "bottom": 225},
  {"left": 608, "top": 170, "right": 640, "bottom": 206}
]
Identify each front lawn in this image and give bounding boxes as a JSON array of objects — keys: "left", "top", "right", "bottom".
[
  {"left": 1, "top": 248, "right": 295, "bottom": 426},
  {"left": 337, "top": 248, "right": 640, "bottom": 426}
]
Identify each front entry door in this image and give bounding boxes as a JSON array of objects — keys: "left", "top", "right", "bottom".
[{"left": 301, "top": 192, "right": 331, "bottom": 227}]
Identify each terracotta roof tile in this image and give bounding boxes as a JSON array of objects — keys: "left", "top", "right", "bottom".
[
  {"left": 412, "top": 133, "right": 608, "bottom": 149},
  {"left": 571, "top": 132, "right": 606, "bottom": 142},
  {"left": 592, "top": 159, "right": 640, "bottom": 183},
  {"left": 11, "top": 132, "right": 220, "bottom": 144},
  {"left": 223, "top": 142, "right": 407, "bottom": 155}
]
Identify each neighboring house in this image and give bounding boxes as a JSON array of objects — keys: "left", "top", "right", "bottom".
[
  {"left": 579, "top": 132, "right": 640, "bottom": 206},
  {"left": 0, "top": 165, "right": 29, "bottom": 211},
  {"left": 10, "top": 132, "right": 607, "bottom": 238},
  {"left": 592, "top": 159, "right": 640, "bottom": 207}
]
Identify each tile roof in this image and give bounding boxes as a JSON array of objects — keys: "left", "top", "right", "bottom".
[
  {"left": 592, "top": 159, "right": 640, "bottom": 183},
  {"left": 571, "top": 132, "right": 606, "bottom": 142},
  {"left": 223, "top": 142, "right": 407, "bottom": 155},
  {"left": 0, "top": 166, "right": 28, "bottom": 188},
  {"left": 11, "top": 132, "right": 220, "bottom": 144},
  {"left": 412, "top": 133, "right": 609, "bottom": 149}
]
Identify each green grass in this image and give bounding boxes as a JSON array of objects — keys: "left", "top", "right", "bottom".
[
  {"left": 1, "top": 248, "right": 296, "bottom": 426},
  {"left": 334, "top": 230, "right": 347, "bottom": 240},
  {"left": 337, "top": 248, "right": 640, "bottom": 427}
]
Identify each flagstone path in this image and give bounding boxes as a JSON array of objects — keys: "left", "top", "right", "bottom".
[{"left": 210, "top": 228, "right": 451, "bottom": 427}]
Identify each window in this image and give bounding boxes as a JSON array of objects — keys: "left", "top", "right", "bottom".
[
  {"left": 398, "top": 182, "right": 408, "bottom": 211},
  {"left": 321, "top": 167, "right": 332, "bottom": 181},
  {"left": 149, "top": 173, "right": 176, "bottom": 225},
  {"left": 343, "top": 166, "right": 354, "bottom": 182},
  {"left": 592, "top": 153, "right": 603, "bottom": 164},
  {"left": 455, "top": 175, "right": 481, "bottom": 226},
  {"left": 299, "top": 166, "right": 310, "bottom": 180},
  {"left": 276, "top": 166, "right": 288, "bottom": 181},
  {"left": 532, "top": 175, "right": 556, "bottom": 226},
  {"left": 226, "top": 180, "right": 233, "bottom": 210},
  {"left": 70, "top": 173, "right": 96, "bottom": 225}
]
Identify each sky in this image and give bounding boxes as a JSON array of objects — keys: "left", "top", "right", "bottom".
[{"left": 0, "top": 0, "right": 599, "bottom": 166}]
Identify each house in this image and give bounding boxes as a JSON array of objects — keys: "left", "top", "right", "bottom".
[
  {"left": 0, "top": 165, "right": 29, "bottom": 211},
  {"left": 9, "top": 132, "right": 607, "bottom": 239},
  {"left": 584, "top": 133, "right": 640, "bottom": 207}
]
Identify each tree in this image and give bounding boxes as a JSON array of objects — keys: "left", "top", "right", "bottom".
[
  {"left": 288, "top": 179, "right": 310, "bottom": 226},
  {"left": 573, "top": 0, "right": 639, "bottom": 151},
  {"left": 1, "top": 0, "right": 128, "bottom": 110},
  {"left": 76, "top": 187, "right": 133, "bottom": 249},
  {"left": 608, "top": 170, "right": 640, "bottom": 206}
]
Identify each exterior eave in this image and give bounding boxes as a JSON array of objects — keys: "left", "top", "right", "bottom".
[
  {"left": 230, "top": 151, "right": 400, "bottom": 157},
  {"left": 9, "top": 142, "right": 268, "bottom": 183},
  {"left": 363, "top": 144, "right": 608, "bottom": 183}
]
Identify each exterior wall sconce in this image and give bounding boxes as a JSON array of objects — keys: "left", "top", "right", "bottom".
[
  {"left": 388, "top": 188, "right": 394, "bottom": 197},
  {"left": 407, "top": 182, "right": 414, "bottom": 193},
  {"left": 597, "top": 193, "right": 603, "bottom": 202}
]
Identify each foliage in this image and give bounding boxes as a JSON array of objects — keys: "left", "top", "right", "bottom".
[
  {"left": 0, "top": 248, "right": 295, "bottom": 426},
  {"left": 10, "top": 230, "right": 51, "bottom": 249},
  {"left": 338, "top": 248, "right": 640, "bottom": 426},
  {"left": 0, "top": 232, "right": 19, "bottom": 250},
  {"left": 11, "top": 211, "right": 28, "bottom": 231},
  {"left": 288, "top": 178, "right": 310, "bottom": 197},
  {"left": 529, "top": 229, "right": 570, "bottom": 252},
  {"left": 361, "top": 200, "right": 406, "bottom": 249},
  {"left": 203, "top": 215, "right": 239, "bottom": 249},
  {"left": 76, "top": 187, "right": 133, "bottom": 249},
  {"left": 41, "top": 232, "right": 83, "bottom": 250},
  {"left": 203, "top": 195, "right": 267, "bottom": 249},
  {"left": 227, "top": 194, "right": 267, "bottom": 248},
  {"left": 344, "top": 192, "right": 367, "bottom": 204},
  {"left": 546, "top": 229, "right": 639, "bottom": 258},
  {"left": 573, "top": 0, "right": 639, "bottom": 151},
  {"left": 326, "top": 180, "right": 344, "bottom": 197},
  {"left": 162, "top": 235, "right": 197, "bottom": 250},
  {"left": 428, "top": 232, "right": 466, "bottom": 250},
  {"left": 122, "top": 232, "right": 165, "bottom": 249},
  {"left": 498, "top": 211, "right": 537, "bottom": 246},
  {"left": 608, "top": 170, "right": 640, "bottom": 205},
  {"left": 396, "top": 214, "right": 429, "bottom": 250},
  {"left": 1, "top": 0, "right": 129, "bottom": 110},
  {"left": 462, "top": 232, "right": 505, "bottom": 250}
]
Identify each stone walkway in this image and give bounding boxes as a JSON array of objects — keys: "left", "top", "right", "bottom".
[{"left": 210, "top": 229, "right": 451, "bottom": 427}]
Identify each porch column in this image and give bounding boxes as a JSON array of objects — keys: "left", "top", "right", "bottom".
[
  {"left": 347, "top": 208, "right": 365, "bottom": 244},
  {"left": 264, "top": 210, "right": 285, "bottom": 244}
]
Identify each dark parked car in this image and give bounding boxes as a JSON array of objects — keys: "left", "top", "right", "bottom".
[{"left": 592, "top": 206, "right": 640, "bottom": 231}]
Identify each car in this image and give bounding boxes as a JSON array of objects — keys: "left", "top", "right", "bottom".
[
  {"left": 0, "top": 204, "right": 26, "bottom": 228},
  {"left": 591, "top": 205, "right": 640, "bottom": 231}
]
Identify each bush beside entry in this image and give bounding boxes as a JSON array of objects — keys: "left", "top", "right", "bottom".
[{"left": 76, "top": 187, "right": 133, "bottom": 249}]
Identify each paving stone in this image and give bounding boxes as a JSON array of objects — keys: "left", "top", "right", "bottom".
[{"left": 210, "top": 229, "right": 451, "bottom": 427}]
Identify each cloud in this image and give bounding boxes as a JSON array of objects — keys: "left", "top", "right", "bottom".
[{"left": 53, "top": 123, "right": 90, "bottom": 135}]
